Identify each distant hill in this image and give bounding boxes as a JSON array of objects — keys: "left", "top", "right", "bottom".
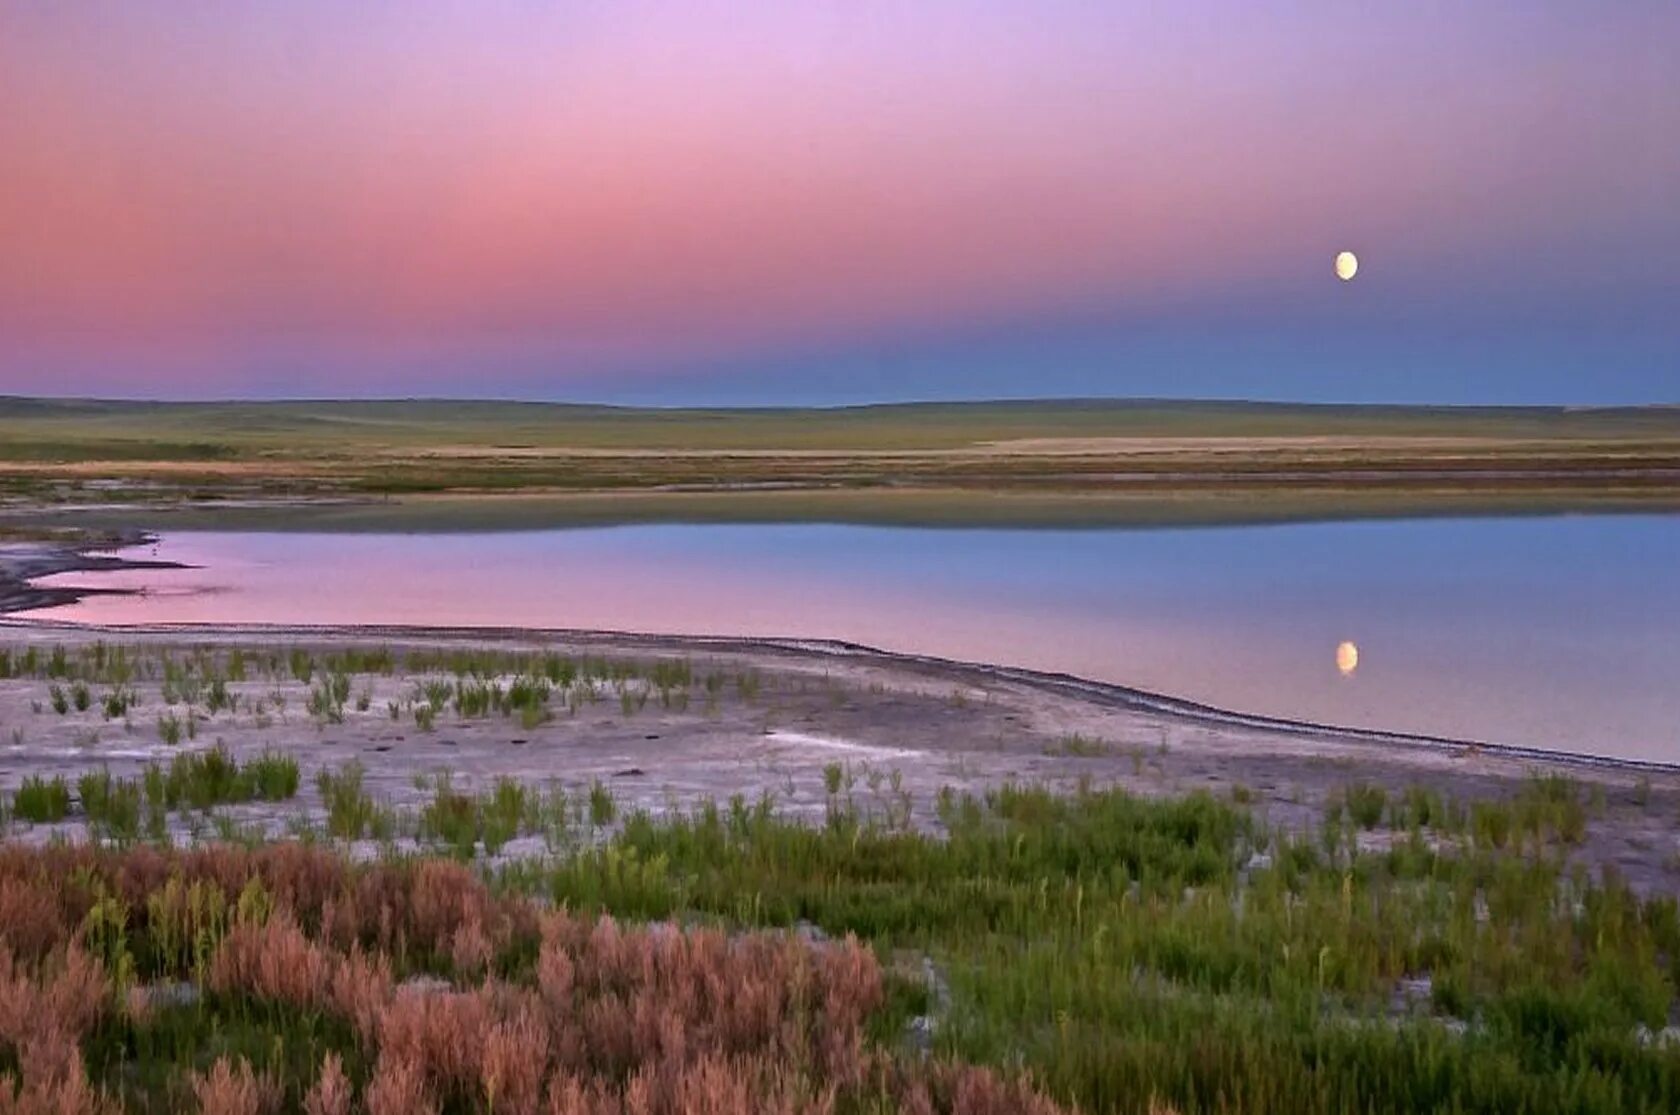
[{"left": 4, "top": 396, "right": 1678, "bottom": 454}]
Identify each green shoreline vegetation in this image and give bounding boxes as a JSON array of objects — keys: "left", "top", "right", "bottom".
[{"left": 0, "top": 773, "right": 1676, "bottom": 1113}]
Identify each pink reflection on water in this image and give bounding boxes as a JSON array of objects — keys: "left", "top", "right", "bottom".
[{"left": 17, "top": 529, "right": 1680, "bottom": 761}]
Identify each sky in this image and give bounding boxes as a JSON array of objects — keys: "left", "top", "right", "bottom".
[{"left": 1, "top": 2, "right": 1676, "bottom": 405}]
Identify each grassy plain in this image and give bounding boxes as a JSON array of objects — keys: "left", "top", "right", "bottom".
[{"left": 4, "top": 397, "right": 1679, "bottom": 530}]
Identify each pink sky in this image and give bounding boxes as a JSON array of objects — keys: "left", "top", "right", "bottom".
[{"left": 2, "top": 3, "right": 1675, "bottom": 400}]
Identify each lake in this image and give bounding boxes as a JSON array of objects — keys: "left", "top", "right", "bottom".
[{"left": 18, "top": 516, "right": 1680, "bottom": 761}]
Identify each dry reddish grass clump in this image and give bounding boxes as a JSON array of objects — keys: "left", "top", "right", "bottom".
[
  {"left": 328, "top": 946, "right": 393, "bottom": 1047},
  {"left": 0, "top": 843, "right": 1071, "bottom": 1115},
  {"left": 189, "top": 1057, "right": 279, "bottom": 1115},
  {"left": 300, "top": 1054, "right": 351, "bottom": 1115},
  {"left": 0, "top": 843, "right": 526, "bottom": 976},
  {"left": 886, "top": 1061, "right": 1078, "bottom": 1115},
  {"left": 0, "top": 876, "right": 66, "bottom": 965},
  {"left": 0, "top": 946, "right": 107, "bottom": 1049},
  {"left": 363, "top": 1049, "right": 433, "bottom": 1115},
  {"left": 0, "top": 946, "right": 116, "bottom": 1115},
  {"left": 0, "top": 1028, "right": 114, "bottom": 1115},
  {"left": 208, "top": 911, "right": 333, "bottom": 1011},
  {"left": 481, "top": 1007, "right": 551, "bottom": 1115}
]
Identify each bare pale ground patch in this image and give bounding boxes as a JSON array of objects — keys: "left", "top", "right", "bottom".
[{"left": 0, "top": 623, "right": 1675, "bottom": 891}]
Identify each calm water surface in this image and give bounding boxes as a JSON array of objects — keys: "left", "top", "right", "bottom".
[{"left": 20, "top": 517, "right": 1680, "bottom": 761}]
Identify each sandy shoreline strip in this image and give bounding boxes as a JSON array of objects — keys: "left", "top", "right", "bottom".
[
  {"left": 2, "top": 614, "right": 1675, "bottom": 777},
  {"left": 2, "top": 612, "right": 1676, "bottom": 891},
  {"left": 6, "top": 614, "right": 1673, "bottom": 779}
]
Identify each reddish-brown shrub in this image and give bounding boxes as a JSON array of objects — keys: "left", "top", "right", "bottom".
[
  {"left": 340, "top": 867, "right": 405, "bottom": 951},
  {"left": 365, "top": 1051, "right": 436, "bottom": 1115},
  {"left": 876, "top": 1060, "right": 1073, "bottom": 1115},
  {"left": 812, "top": 936, "right": 880, "bottom": 1084},
  {"left": 251, "top": 843, "right": 346, "bottom": 917},
  {"left": 536, "top": 935, "right": 575, "bottom": 1014},
  {"left": 668, "top": 1053, "right": 760, "bottom": 1115},
  {"left": 122, "top": 985, "right": 152, "bottom": 1028},
  {"left": 190, "top": 1056, "right": 278, "bottom": 1115},
  {"left": 40, "top": 948, "right": 107, "bottom": 1045},
  {"left": 629, "top": 989, "right": 688, "bottom": 1072},
  {"left": 0, "top": 844, "right": 1067, "bottom": 1115},
  {"left": 208, "top": 912, "right": 330, "bottom": 1011},
  {"left": 0, "top": 878, "right": 67, "bottom": 965},
  {"left": 0, "top": 1034, "right": 114, "bottom": 1115},
  {"left": 409, "top": 860, "right": 492, "bottom": 955},
  {"left": 451, "top": 914, "right": 493, "bottom": 977},
  {"left": 14, "top": 1030, "right": 83, "bottom": 1092},
  {"left": 302, "top": 1052, "right": 352, "bottom": 1115},
  {"left": 581, "top": 993, "right": 636, "bottom": 1073},
  {"left": 582, "top": 917, "right": 625, "bottom": 993},
  {"left": 376, "top": 986, "right": 491, "bottom": 1096},
  {"left": 544, "top": 1074, "right": 621, "bottom": 1115},
  {"left": 329, "top": 945, "right": 393, "bottom": 1046},
  {"left": 105, "top": 845, "right": 172, "bottom": 911},
  {"left": 482, "top": 1006, "right": 552, "bottom": 1115},
  {"left": 0, "top": 957, "right": 36, "bottom": 1051},
  {"left": 0, "top": 947, "right": 107, "bottom": 1052}
]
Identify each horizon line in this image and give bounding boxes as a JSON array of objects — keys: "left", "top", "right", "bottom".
[{"left": 4, "top": 394, "right": 1677, "bottom": 415}]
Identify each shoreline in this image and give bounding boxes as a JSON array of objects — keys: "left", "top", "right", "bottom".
[
  {"left": 5, "top": 613, "right": 1676, "bottom": 777},
  {"left": 0, "top": 530, "right": 185, "bottom": 614},
  {"left": 2, "top": 612, "right": 1676, "bottom": 894},
  {"left": 0, "top": 527, "right": 1673, "bottom": 777},
  {"left": 7, "top": 484, "right": 1680, "bottom": 535}
]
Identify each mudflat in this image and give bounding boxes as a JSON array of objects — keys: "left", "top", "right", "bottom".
[{"left": 2, "top": 621, "right": 1674, "bottom": 891}]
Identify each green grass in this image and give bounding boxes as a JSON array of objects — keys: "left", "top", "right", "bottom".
[
  {"left": 1, "top": 751, "right": 1677, "bottom": 1112},
  {"left": 157, "top": 712, "right": 183, "bottom": 746},
  {"left": 244, "top": 750, "right": 302, "bottom": 802},
  {"left": 493, "top": 782, "right": 1680, "bottom": 1115},
  {"left": 41, "top": 749, "right": 303, "bottom": 843},
  {"left": 1042, "top": 733, "right": 1117, "bottom": 757},
  {"left": 412, "top": 773, "right": 565, "bottom": 859},
  {"left": 315, "top": 760, "right": 387, "bottom": 841},
  {"left": 12, "top": 774, "right": 72, "bottom": 823},
  {"left": 79, "top": 767, "right": 143, "bottom": 846}
]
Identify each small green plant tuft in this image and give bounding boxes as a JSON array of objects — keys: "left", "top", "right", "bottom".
[{"left": 13, "top": 774, "right": 71, "bottom": 823}]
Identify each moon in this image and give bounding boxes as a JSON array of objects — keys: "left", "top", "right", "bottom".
[
  {"left": 1334, "top": 250, "right": 1359, "bottom": 281},
  {"left": 1335, "top": 640, "right": 1360, "bottom": 676}
]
